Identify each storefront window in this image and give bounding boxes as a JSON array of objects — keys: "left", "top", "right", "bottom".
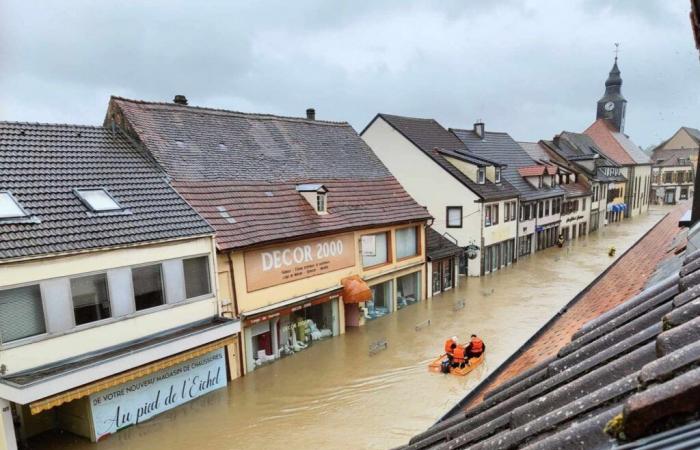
[
  {"left": 396, "top": 227, "right": 418, "bottom": 259},
  {"left": 366, "top": 280, "right": 392, "bottom": 319},
  {"left": 397, "top": 272, "right": 420, "bottom": 309},
  {"left": 0, "top": 284, "right": 45, "bottom": 343},
  {"left": 132, "top": 264, "right": 165, "bottom": 311},
  {"left": 71, "top": 273, "right": 111, "bottom": 325},
  {"left": 183, "top": 256, "right": 211, "bottom": 299},
  {"left": 362, "top": 232, "right": 389, "bottom": 267}
]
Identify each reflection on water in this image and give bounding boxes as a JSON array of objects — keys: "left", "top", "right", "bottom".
[{"left": 30, "top": 209, "right": 668, "bottom": 450}]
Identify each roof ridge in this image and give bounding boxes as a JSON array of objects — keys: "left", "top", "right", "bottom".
[
  {"left": 378, "top": 113, "right": 438, "bottom": 123},
  {"left": 0, "top": 121, "right": 107, "bottom": 130},
  {"left": 110, "top": 96, "right": 351, "bottom": 127}
]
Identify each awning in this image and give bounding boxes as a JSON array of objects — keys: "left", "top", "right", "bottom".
[
  {"left": 28, "top": 335, "right": 236, "bottom": 415},
  {"left": 341, "top": 275, "right": 372, "bottom": 304}
]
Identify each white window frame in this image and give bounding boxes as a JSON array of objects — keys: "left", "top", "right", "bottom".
[{"left": 478, "top": 168, "right": 486, "bottom": 184}]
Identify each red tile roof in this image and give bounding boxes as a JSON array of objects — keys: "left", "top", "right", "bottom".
[
  {"left": 584, "top": 119, "right": 635, "bottom": 165},
  {"left": 173, "top": 178, "right": 430, "bottom": 250},
  {"left": 464, "top": 203, "right": 686, "bottom": 409},
  {"left": 517, "top": 165, "right": 546, "bottom": 177}
]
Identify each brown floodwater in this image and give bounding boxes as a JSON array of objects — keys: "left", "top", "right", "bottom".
[{"left": 29, "top": 209, "right": 668, "bottom": 450}]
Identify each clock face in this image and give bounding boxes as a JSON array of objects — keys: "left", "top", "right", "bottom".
[{"left": 604, "top": 101, "right": 615, "bottom": 111}]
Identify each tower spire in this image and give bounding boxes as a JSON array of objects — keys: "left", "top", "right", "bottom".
[{"left": 596, "top": 43, "right": 627, "bottom": 132}]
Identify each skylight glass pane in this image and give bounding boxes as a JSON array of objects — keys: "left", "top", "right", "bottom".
[
  {"left": 79, "top": 189, "right": 121, "bottom": 211},
  {"left": 0, "top": 193, "right": 26, "bottom": 218}
]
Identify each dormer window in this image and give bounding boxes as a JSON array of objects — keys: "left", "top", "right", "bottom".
[
  {"left": 75, "top": 188, "right": 122, "bottom": 212},
  {"left": 478, "top": 168, "right": 486, "bottom": 184},
  {"left": 317, "top": 192, "right": 326, "bottom": 212},
  {"left": 0, "top": 192, "right": 27, "bottom": 219},
  {"left": 296, "top": 183, "right": 328, "bottom": 215},
  {"left": 538, "top": 176, "right": 543, "bottom": 188},
  {"left": 495, "top": 167, "right": 502, "bottom": 183}
]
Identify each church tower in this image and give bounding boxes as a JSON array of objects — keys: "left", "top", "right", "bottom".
[{"left": 596, "top": 54, "right": 627, "bottom": 132}]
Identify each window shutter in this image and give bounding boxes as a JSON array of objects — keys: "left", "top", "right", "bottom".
[{"left": 0, "top": 285, "right": 46, "bottom": 343}]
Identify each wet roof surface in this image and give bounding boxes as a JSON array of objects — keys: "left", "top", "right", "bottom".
[
  {"left": 451, "top": 128, "right": 565, "bottom": 202},
  {"left": 0, "top": 122, "right": 213, "bottom": 260},
  {"left": 373, "top": 114, "right": 519, "bottom": 202},
  {"left": 109, "top": 99, "right": 430, "bottom": 250},
  {"left": 403, "top": 205, "right": 700, "bottom": 449}
]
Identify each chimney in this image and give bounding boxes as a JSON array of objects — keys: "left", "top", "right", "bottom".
[
  {"left": 306, "top": 108, "right": 316, "bottom": 120},
  {"left": 173, "top": 95, "right": 188, "bottom": 105},
  {"left": 474, "top": 121, "right": 485, "bottom": 139}
]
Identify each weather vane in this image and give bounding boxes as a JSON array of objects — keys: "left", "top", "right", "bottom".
[{"left": 614, "top": 42, "right": 620, "bottom": 61}]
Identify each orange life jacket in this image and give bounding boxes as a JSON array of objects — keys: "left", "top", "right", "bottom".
[
  {"left": 453, "top": 345, "right": 466, "bottom": 363},
  {"left": 444, "top": 339, "right": 455, "bottom": 355},
  {"left": 470, "top": 338, "right": 484, "bottom": 354}
]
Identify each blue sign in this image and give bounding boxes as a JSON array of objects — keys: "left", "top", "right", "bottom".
[{"left": 535, "top": 226, "right": 544, "bottom": 232}]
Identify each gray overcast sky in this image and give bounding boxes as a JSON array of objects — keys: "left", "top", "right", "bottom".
[{"left": 0, "top": 0, "right": 697, "bottom": 148}]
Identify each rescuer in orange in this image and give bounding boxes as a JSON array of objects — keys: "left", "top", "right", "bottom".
[
  {"left": 452, "top": 344, "right": 467, "bottom": 369},
  {"left": 444, "top": 336, "right": 458, "bottom": 357},
  {"left": 466, "top": 334, "right": 485, "bottom": 359}
]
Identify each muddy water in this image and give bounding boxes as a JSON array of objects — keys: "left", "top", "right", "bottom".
[{"left": 31, "top": 209, "right": 668, "bottom": 450}]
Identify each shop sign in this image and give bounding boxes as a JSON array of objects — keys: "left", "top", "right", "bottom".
[
  {"left": 244, "top": 233, "right": 356, "bottom": 291},
  {"left": 89, "top": 349, "right": 227, "bottom": 441}
]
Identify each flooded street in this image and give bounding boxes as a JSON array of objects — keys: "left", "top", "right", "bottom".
[{"left": 31, "top": 209, "right": 668, "bottom": 450}]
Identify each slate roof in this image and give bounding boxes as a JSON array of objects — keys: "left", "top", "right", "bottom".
[
  {"left": 518, "top": 142, "right": 551, "bottom": 164},
  {"left": 541, "top": 134, "right": 627, "bottom": 183},
  {"left": 682, "top": 126, "right": 700, "bottom": 144},
  {"left": 402, "top": 206, "right": 700, "bottom": 450},
  {"left": 369, "top": 114, "right": 518, "bottom": 202},
  {"left": 108, "top": 99, "right": 431, "bottom": 250},
  {"left": 426, "top": 228, "right": 463, "bottom": 261},
  {"left": 451, "top": 128, "right": 565, "bottom": 202},
  {"left": 585, "top": 119, "right": 651, "bottom": 166},
  {"left": 0, "top": 122, "right": 213, "bottom": 261}
]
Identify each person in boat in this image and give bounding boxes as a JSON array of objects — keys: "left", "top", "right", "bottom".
[
  {"left": 451, "top": 344, "right": 467, "bottom": 369},
  {"left": 444, "top": 336, "right": 458, "bottom": 360},
  {"left": 466, "top": 334, "right": 485, "bottom": 360}
]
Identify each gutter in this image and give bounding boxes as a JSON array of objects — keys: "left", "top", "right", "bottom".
[{"left": 436, "top": 210, "right": 671, "bottom": 423}]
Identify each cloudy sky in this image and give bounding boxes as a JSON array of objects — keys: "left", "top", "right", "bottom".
[{"left": 0, "top": 0, "right": 697, "bottom": 148}]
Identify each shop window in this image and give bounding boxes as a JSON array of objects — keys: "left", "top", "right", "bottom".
[
  {"left": 366, "top": 281, "right": 392, "bottom": 319},
  {"left": 132, "top": 264, "right": 165, "bottom": 311},
  {"left": 397, "top": 272, "right": 420, "bottom": 309},
  {"left": 396, "top": 226, "right": 419, "bottom": 259},
  {"left": 446, "top": 206, "right": 462, "bottom": 228},
  {"left": 70, "top": 273, "right": 111, "bottom": 325},
  {"left": 0, "top": 284, "right": 46, "bottom": 343},
  {"left": 183, "top": 256, "right": 211, "bottom": 299},
  {"left": 362, "top": 232, "right": 389, "bottom": 267}
]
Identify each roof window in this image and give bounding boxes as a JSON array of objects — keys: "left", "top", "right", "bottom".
[
  {"left": 75, "top": 189, "right": 122, "bottom": 212},
  {"left": 0, "top": 192, "right": 27, "bottom": 219},
  {"left": 296, "top": 184, "right": 328, "bottom": 215}
]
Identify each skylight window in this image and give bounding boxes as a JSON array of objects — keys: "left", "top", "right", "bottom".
[
  {"left": 75, "top": 189, "right": 122, "bottom": 212},
  {"left": 0, "top": 192, "right": 27, "bottom": 219}
]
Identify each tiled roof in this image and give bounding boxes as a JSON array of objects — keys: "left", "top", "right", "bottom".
[
  {"left": 173, "top": 178, "right": 429, "bottom": 251},
  {"left": 542, "top": 134, "right": 626, "bottom": 183},
  {"left": 451, "top": 128, "right": 565, "bottom": 202},
  {"left": 517, "top": 165, "right": 557, "bottom": 177},
  {"left": 372, "top": 114, "right": 519, "bottom": 201},
  {"left": 518, "top": 141, "right": 551, "bottom": 163},
  {"left": 651, "top": 148, "right": 696, "bottom": 167},
  {"left": 585, "top": 119, "right": 651, "bottom": 166},
  {"left": 0, "top": 122, "right": 213, "bottom": 261},
  {"left": 560, "top": 181, "right": 591, "bottom": 198},
  {"left": 426, "top": 228, "right": 463, "bottom": 261},
  {"left": 403, "top": 204, "right": 692, "bottom": 450},
  {"left": 108, "top": 99, "right": 430, "bottom": 250}
]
